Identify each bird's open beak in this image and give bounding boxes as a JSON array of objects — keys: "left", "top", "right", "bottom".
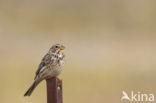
[{"left": 59, "top": 46, "right": 65, "bottom": 50}]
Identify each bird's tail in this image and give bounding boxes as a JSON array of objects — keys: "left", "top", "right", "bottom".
[{"left": 24, "top": 79, "right": 40, "bottom": 96}]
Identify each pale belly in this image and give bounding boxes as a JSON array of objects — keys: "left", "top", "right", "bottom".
[
  {"left": 38, "top": 63, "right": 64, "bottom": 80},
  {"left": 37, "top": 56, "right": 65, "bottom": 80},
  {"left": 48, "top": 65, "right": 63, "bottom": 77}
]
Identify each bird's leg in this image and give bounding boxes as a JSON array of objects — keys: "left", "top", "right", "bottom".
[{"left": 57, "top": 77, "right": 61, "bottom": 88}]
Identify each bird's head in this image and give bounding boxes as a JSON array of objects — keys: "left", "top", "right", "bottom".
[{"left": 49, "top": 44, "right": 65, "bottom": 54}]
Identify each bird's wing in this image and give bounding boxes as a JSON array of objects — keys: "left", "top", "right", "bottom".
[{"left": 34, "top": 53, "right": 51, "bottom": 79}]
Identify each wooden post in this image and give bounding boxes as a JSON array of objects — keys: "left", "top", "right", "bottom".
[
  {"left": 46, "top": 77, "right": 63, "bottom": 103},
  {"left": 57, "top": 80, "right": 63, "bottom": 103}
]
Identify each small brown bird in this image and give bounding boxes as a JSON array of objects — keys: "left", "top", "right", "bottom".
[{"left": 24, "top": 44, "right": 65, "bottom": 96}]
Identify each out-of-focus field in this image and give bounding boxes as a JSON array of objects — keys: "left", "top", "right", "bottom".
[{"left": 0, "top": 0, "right": 156, "bottom": 103}]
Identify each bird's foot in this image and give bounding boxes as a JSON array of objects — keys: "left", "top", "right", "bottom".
[{"left": 57, "top": 77, "right": 62, "bottom": 89}]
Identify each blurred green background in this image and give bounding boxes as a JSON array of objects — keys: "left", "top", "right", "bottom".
[{"left": 0, "top": 0, "right": 156, "bottom": 103}]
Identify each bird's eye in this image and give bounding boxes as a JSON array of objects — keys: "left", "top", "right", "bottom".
[{"left": 55, "top": 46, "right": 59, "bottom": 48}]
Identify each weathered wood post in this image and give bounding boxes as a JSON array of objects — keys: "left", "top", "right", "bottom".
[{"left": 46, "top": 77, "right": 63, "bottom": 103}]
